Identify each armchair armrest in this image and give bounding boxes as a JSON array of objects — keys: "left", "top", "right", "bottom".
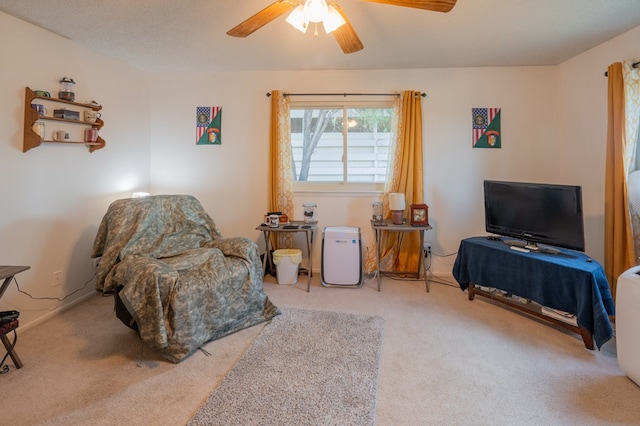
[
  {"left": 113, "top": 255, "right": 179, "bottom": 349},
  {"left": 206, "top": 237, "right": 260, "bottom": 262}
]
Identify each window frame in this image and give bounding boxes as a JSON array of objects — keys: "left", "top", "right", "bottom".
[{"left": 289, "top": 98, "right": 396, "bottom": 193}]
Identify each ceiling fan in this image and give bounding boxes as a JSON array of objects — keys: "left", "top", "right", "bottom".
[{"left": 227, "top": 0, "right": 457, "bottom": 54}]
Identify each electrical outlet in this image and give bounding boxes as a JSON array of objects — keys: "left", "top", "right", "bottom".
[{"left": 53, "top": 270, "right": 62, "bottom": 287}]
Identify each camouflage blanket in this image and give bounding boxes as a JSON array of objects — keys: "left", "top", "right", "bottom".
[{"left": 92, "top": 194, "right": 279, "bottom": 363}]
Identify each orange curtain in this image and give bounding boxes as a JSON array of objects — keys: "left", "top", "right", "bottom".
[
  {"left": 395, "top": 91, "right": 425, "bottom": 207},
  {"left": 269, "top": 91, "right": 293, "bottom": 249},
  {"left": 269, "top": 91, "right": 279, "bottom": 211},
  {"left": 604, "top": 63, "right": 634, "bottom": 299},
  {"left": 380, "top": 90, "right": 425, "bottom": 273}
]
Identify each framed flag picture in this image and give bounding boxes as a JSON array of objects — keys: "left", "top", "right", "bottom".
[
  {"left": 472, "top": 107, "right": 501, "bottom": 148},
  {"left": 196, "top": 106, "right": 222, "bottom": 145}
]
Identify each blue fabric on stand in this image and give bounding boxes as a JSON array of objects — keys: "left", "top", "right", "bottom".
[{"left": 452, "top": 236, "right": 614, "bottom": 349}]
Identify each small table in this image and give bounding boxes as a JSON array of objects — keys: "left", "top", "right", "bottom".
[
  {"left": 0, "top": 265, "right": 30, "bottom": 369},
  {"left": 371, "top": 220, "right": 432, "bottom": 292},
  {"left": 256, "top": 222, "right": 317, "bottom": 292}
]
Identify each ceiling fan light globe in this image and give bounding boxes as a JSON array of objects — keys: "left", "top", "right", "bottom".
[
  {"left": 286, "top": 5, "right": 308, "bottom": 33},
  {"left": 323, "top": 5, "right": 346, "bottom": 33},
  {"left": 304, "top": 0, "right": 328, "bottom": 23}
]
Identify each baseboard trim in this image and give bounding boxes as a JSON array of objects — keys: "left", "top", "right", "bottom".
[{"left": 18, "top": 291, "right": 99, "bottom": 333}]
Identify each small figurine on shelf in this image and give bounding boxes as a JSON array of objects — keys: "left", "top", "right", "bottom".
[
  {"left": 58, "top": 77, "right": 75, "bottom": 101},
  {"left": 84, "top": 128, "right": 99, "bottom": 143},
  {"left": 372, "top": 201, "right": 383, "bottom": 225}
]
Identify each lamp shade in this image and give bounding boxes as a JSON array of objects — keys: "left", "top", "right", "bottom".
[
  {"left": 389, "top": 192, "right": 406, "bottom": 211},
  {"left": 286, "top": 5, "right": 308, "bottom": 33},
  {"left": 304, "top": 0, "right": 328, "bottom": 22},
  {"left": 323, "top": 5, "right": 346, "bottom": 33}
]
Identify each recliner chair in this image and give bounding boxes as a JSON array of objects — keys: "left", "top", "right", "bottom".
[{"left": 92, "top": 194, "right": 279, "bottom": 363}]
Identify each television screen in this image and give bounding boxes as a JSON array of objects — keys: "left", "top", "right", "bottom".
[{"left": 484, "top": 180, "right": 585, "bottom": 251}]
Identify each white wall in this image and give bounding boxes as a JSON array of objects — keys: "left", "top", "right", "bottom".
[
  {"left": 557, "top": 25, "right": 640, "bottom": 263},
  {"left": 0, "top": 12, "right": 152, "bottom": 328},
  {"left": 149, "top": 67, "right": 561, "bottom": 273},
  {"left": 2, "top": 9, "right": 637, "bottom": 328},
  {"left": 148, "top": 25, "right": 640, "bottom": 273}
]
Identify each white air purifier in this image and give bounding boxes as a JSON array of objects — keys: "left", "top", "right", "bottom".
[
  {"left": 616, "top": 265, "right": 640, "bottom": 387},
  {"left": 321, "top": 226, "right": 363, "bottom": 288}
]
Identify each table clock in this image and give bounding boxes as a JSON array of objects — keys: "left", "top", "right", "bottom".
[{"left": 410, "top": 203, "right": 429, "bottom": 226}]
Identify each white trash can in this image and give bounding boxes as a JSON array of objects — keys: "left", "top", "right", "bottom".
[{"left": 273, "top": 249, "right": 302, "bottom": 285}]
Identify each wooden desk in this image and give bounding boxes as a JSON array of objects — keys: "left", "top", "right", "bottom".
[
  {"left": 0, "top": 265, "right": 30, "bottom": 370},
  {"left": 371, "top": 220, "right": 432, "bottom": 292},
  {"left": 256, "top": 222, "right": 317, "bottom": 292}
]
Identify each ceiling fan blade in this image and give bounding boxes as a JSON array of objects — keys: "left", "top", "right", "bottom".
[
  {"left": 330, "top": 4, "right": 364, "bottom": 54},
  {"left": 359, "top": 0, "right": 457, "bottom": 13},
  {"left": 227, "top": 1, "right": 296, "bottom": 37}
]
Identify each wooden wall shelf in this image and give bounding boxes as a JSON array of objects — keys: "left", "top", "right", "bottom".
[{"left": 23, "top": 87, "right": 106, "bottom": 153}]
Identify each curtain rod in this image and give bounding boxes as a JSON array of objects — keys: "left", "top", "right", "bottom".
[
  {"left": 266, "top": 92, "right": 426, "bottom": 97},
  {"left": 604, "top": 61, "right": 639, "bottom": 77}
]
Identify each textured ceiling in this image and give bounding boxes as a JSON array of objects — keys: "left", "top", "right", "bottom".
[{"left": 0, "top": 0, "right": 639, "bottom": 73}]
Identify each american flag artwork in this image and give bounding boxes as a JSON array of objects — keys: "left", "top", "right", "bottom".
[
  {"left": 196, "top": 106, "right": 222, "bottom": 145},
  {"left": 472, "top": 108, "right": 501, "bottom": 148}
]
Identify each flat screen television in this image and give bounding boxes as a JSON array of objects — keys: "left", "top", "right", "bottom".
[{"left": 484, "top": 180, "right": 585, "bottom": 251}]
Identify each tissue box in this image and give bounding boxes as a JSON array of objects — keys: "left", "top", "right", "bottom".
[{"left": 53, "top": 109, "right": 80, "bottom": 120}]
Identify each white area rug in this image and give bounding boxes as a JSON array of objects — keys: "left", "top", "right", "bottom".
[{"left": 189, "top": 308, "right": 385, "bottom": 425}]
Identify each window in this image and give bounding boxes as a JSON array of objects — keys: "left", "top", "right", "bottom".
[{"left": 290, "top": 100, "right": 395, "bottom": 191}]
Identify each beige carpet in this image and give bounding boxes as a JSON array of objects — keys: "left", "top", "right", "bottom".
[{"left": 1, "top": 274, "right": 639, "bottom": 425}]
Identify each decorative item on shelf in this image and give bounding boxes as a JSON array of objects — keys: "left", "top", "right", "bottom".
[
  {"left": 410, "top": 203, "right": 429, "bottom": 227},
  {"left": 58, "top": 77, "right": 75, "bottom": 101},
  {"left": 84, "top": 110, "right": 101, "bottom": 123},
  {"left": 302, "top": 202, "right": 317, "bottom": 223},
  {"left": 84, "top": 128, "right": 98, "bottom": 143},
  {"left": 32, "top": 122, "right": 45, "bottom": 139},
  {"left": 372, "top": 201, "right": 383, "bottom": 225},
  {"left": 31, "top": 104, "right": 47, "bottom": 117},
  {"left": 53, "top": 108, "right": 80, "bottom": 120},
  {"left": 388, "top": 192, "right": 406, "bottom": 225},
  {"left": 34, "top": 90, "right": 50, "bottom": 98},
  {"left": 52, "top": 130, "right": 70, "bottom": 142}
]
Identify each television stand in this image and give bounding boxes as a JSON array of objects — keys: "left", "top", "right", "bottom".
[
  {"left": 467, "top": 285, "right": 594, "bottom": 349},
  {"left": 452, "top": 237, "right": 614, "bottom": 349}
]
